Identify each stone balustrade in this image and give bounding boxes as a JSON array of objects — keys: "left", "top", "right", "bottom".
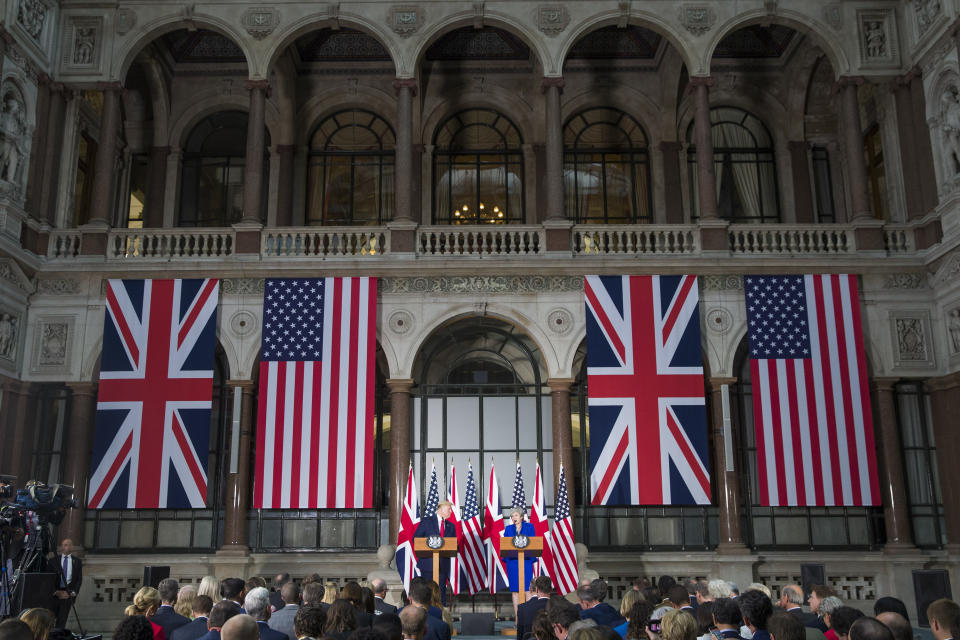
[
  {"left": 728, "top": 224, "right": 854, "bottom": 254},
  {"left": 573, "top": 225, "right": 698, "bottom": 255},
  {"left": 110, "top": 229, "right": 235, "bottom": 258},
  {"left": 262, "top": 227, "right": 389, "bottom": 257},
  {"left": 417, "top": 225, "right": 544, "bottom": 256}
]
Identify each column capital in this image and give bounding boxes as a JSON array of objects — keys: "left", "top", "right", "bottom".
[
  {"left": 927, "top": 371, "right": 960, "bottom": 392},
  {"left": 244, "top": 79, "right": 271, "bottom": 95},
  {"left": 226, "top": 379, "right": 255, "bottom": 389},
  {"left": 834, "top": 75, "right": 865, "bottom": 92},
  {"left": 66, "top": 381, "right": 97, "bottom": 396},
  {"left": 870, "top": 377, "right": 901, "bottom": 392},
  {"left": 387, "top": 378, "right": 415, "bottom": 393},
  {"left": 547, "top": 377, "right": 575, "bottom": 392},
  {"left": 894, "top": 66, "right": 922, "bottom": 87},
  {"left": 541, "top": 77, "right": 565, "bottom": 93},
  {"left": 393, "top": 78, "right": 418, "bottom": 96},
  {"left": 96, "top": 81, "right": 124, "bottom": 93},
  {"left": 276, "top": 143, "right": 296, "bottom": 153},
  {"left": 708, "top": 377, "right": 737, "bottom": 390},
  {"left": 688, "top": 75, "right": 713, "bottom": 88}
]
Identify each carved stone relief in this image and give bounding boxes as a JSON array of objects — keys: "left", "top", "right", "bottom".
[
  {"left": 242, "top": 7, "right": 279, "bottom": 40},
  {"left": 914, "top": 0, "right": 942, "bottom": 37},
  {"left": 16, "top": 0, "right": 48, "bottom": 41},
  {"left": 948, "top": 308, "right": 960, "bottom": 355},
  {"left": 0, "top": 311, "right": 19, "bottom": 362},
  {"left": 883, "top": 273, "right": 927, "bottom": 289},
  {"left": 822, "top": 4, "right": 843, "bottom": 31},
  {"left": 0, "top": 79, "right": 30, "bottom": 203},
  {"left": 115, "top": 8, "right": 137, "bottom": 35},
  {"left": 536, "top": 6, "right": 569, "bottom": 37},
  {"left": 546, "top": 308, "right": 573, "bottom": 336},
  {"left": 939, "top": 84, "right": 960, "bottom": 179},
  {"left": 37, "top": 278, "right": 81, "bottom": 295},
  {"left": 387, "top": 309, "right": 414, "bottom": 335},
  {"left": 31, "top": 316, "right": 74, "bottom": 374},
  {"left": 890, "top": 312, "right": 934, "bottom": 368},
  {"left": 381, "top": 275, "right": 583, "bottom": 294},
  {"left": 858, "top": 10, "right": 898, "bottom": 67},
  {"left": 678, "top": 5, "right": 716, "bottom": 36},
  {"left": 389, "top": 6, "right": 423, "bottom": 38},
  {"left": 221, "top": 278, "right": 265, "bottom": 295},
  {"left": 0, "top": 258, "right": 31, "bottom": 292},
  {"left": 229, "top": 310, "right": 258, "bottom": 338},
  {"left": 702, "top": 275, "right": 743, "bottom": 291},
  {"left": 61, "top": 16, "right": 103, "bottom": 73},
  {"left": 705, "top": 308, "right": 733, "bottom": 334}
]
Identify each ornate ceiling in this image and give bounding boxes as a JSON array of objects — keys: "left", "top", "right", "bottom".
[
  {"left": 294, "top": 28, "right": 392, "bottom": 62},
  {"left": 425, "top": 27, "right": 531, "bottom": 61},
  {"left": 161, "top": 29, "right": 246, "bottom": 64},
  {"left": 713, "top": 25, "right": 797, "bottom": 59},
  {"left": 566, "top": 26, "right": 663, "bottom": 59}
]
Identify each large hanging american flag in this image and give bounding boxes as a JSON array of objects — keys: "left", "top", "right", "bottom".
[
  {"left": 482, "top": 462, "right": 508, "bottom": 593},
  {"left": 585, "top": 275, "right": 710, "bottom": 506},
  {"left": 89, "top": 279, "right": 219, "bottom": 509},
  {"left": 395, "top": 465, "right": 420, "bottom": 593},
  {"left": 459, "top": 461, "right": 487, "bottom": 594},
  {"left": 253, "top": 277, "right": 376, "bottom": 509},
  {"left": 745, "top": 274, "right": 879, "bottom": 506},
  {"left": 545, "top": 463, "right": 578, "bottom": 594}
]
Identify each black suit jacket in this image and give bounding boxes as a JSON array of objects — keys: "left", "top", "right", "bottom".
[
  {"left": 171, "top": 617, "right": 209, "bottom": 640},
  {"left": 374, "top": 597, "right": 397, "bottom": 615},
  {"left": 354, "top": 608, "right": 375, "bottom": 628},
  {"left": 414, "top": 516, "right": 456, "bottom": 581},
  {"left": 788, "top": 609, "right": 826, "bottom": 632},
  {"left": 424, "top": 613, "right": 451, "bottom": 640},
  {"left": 517, "top": 597, "right": 549, "bottom": 640},
  {"left": 153, "top": 605, "right": 191, "bottom": 639},
  {"left": 48, "top": 555, "right": 82, "bottom": 594},
  {"left": 269, "top": 591, "right": 284, "bottom": 612}
]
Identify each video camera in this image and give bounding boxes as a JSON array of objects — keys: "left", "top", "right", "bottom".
[{"left": 15, "top": 480, "right": 77, "bottom": 524}]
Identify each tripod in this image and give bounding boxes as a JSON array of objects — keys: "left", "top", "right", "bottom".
[{"left": 12, "top": 520, "right": 85, "bottom": 634}]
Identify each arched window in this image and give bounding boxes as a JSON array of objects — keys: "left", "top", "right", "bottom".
[
  {"left": 564, "top": 108, "right": 651, "bottom": 223},
  {"left": 687, "top": 107, "right": 780, "bottom": 222},
  {"left": 433, "top": 109, "right": 524, "bottom": 224},
  {"left": 306, "top": 109, "right": 395, "bottom": 225},
  {"left": 179, "top": 111, "right": 269, "bottom": 227}
]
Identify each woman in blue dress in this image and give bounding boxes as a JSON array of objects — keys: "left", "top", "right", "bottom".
[{"left": 504, "top": 508, "right": 537, "bottom": 614}]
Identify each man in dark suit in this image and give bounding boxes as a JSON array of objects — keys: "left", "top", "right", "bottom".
[
  {"left": 779, "top": 585, "right": 822, "bottom": 630},
  {"left": 222, "top": 578, "right": 248, "bottom": 613},
  {"left": 517, "top": 576, "right": 552, "bottom": 640},
  {"left": 578, "top": 583, "right": 625, "bottom": 628},
  {"left": 414, "top": 500, "right": 455, "bottom": 602},
  {"left": 408, "top": 582, "right": 450, "bottom": 640},
  {"left": 245, "top": 587, "right": 288, "bottom": 640},
  {"left": 302, "top": 582, "right": 330, "bottom": 613},
  {"left": 270, "top": 574, "right": 290, "bottom": 613},
  {"left": 173, "top": 596, "right": 214, "bottom": 640},
  {"left": 198, "top": 601, "right": 243, "bottom": 640},
  {"left": 154, "top": 578, "right": 191, "bottom": 638},
  {"left": 48, "top": 538, "right": 82, "bottom": 628},
  {"left": 268, "top": 582, "right": 300, "bottom": 640},
  {"left": 372, "top": 578, "right": 397, "bottom": 615}
]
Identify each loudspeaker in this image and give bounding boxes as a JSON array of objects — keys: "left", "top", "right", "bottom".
[
  {"left": 143, "top": 566, "right": 170, "bottom": 588},
  {"left": 913, "top": 569, "right": 952, "bottom": 627},
  {"left": 800, "top": 563, "right": 826, "bottom": 600},
  {"left": 15, "top": 572, "right": 57, "bottom": 612},
  {"left": 460, "top": 612, "right": 495, "bottom": 636}
]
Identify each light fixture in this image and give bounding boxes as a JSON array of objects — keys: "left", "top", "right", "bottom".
[
  {"left": 497, "top": 211, "right": 504, "bottom": 218},
  {"left": 479, "top": 203, "right": 485, "bottom": 210}
]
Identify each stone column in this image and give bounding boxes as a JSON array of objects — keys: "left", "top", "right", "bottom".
[
  {"left": 709, "top": 378, "right": 746, "bottom": 552},
  {"left": 162, "top": 148, "right": 181, "bottom": 227},
  {"left": 909, "top": 72, "right": 939, "bottom": 215},
  {"left": 7, "top": 382, "right": 37, "bottom": 481},
  {"left": 393, "top": 80, "right": 416, "bottom": 224},
  {"left": 893, "top": 76, "right": 922, "bottom": 219},
  {"left": 59, "top": 383, "right": 97, "bottom": 547},
  {"left": 146, "top": 146, "right": 169, "bottom": 228},
  {"left": 870, "top": 378, "right": 916, "bottom": 551},
  {"left": 39, "top": 84, "right": 67, "bottom": 226},
  {"left": 87, "top": 83, "right": 123, "bottom": 227},
  {"left": 222, "top": 382, "right": 255, "bottom": 550},
  {"left": 690, "top": 77, "right": 718, "bottom": 220},
  {"left": 788, "top": 141, "right": 816, "bottom": 223},
  {"left": 542, "top": 78, "right": 565, "bottom": 221},
  {"left": 837, "top": 77, "right": 872, "bottom": 220},
  {"left": 241, "top": 80, "right": 269, "bottom": 224},
  {"left": 276, "top": 144, "right": 295, "bottom": 226},
  {"left": 387, "top": 379, "right": 414, "bottom": 540},
  {"left": 928, "top": 372, "right": 960, "bottom": 550},
  {"left": 548, "top": 378, "right": 575, "bottom": 509},
  {"left": 24, "top": 79, "right": 51, "bottom": 219},
  {"left": 659, "top": 141, "right": 683, "bottom": 224}
]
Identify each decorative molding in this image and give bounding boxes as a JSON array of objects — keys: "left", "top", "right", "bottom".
[
  {"left": 228, "top": 309, "right": 258, "bottom": 339},
  {"left": 822, "top": 4, "right": 843, "bottom": 31},
  {"left": 387, "top": 309, "right": 414, "bottom": 335},
  {"left": 36, "top": 278, "right": 81, "bottom": 295},
  {"left": 932, "top": 249, "right": 960, "bottom": 286},
  {"left": 0, "top": 308, "right": 20, "bottom": 364},
  {"left": 381, "top": 275, "right": 583, "bottom": 294},
  {"left": 221, "top": 278, "right": 265, "bottom": 295},
  {"left": 857, "top": 9, "right": 899, "bottom": 67},
  {"left": 890, "top": 310, "right": 935, "bottom": 368},
  {"left": 0, "top": 258, "right": 32, "bottom": 293},
  {"left": 948, "top": 307, "right": 960, "bottom": 356},
  {"left": 115, "top": 8, "right": 136, "bottom": 36},
  {"left": 705, "top": 307, "right": 733, "bottom": 334},
  {"left": 60, "top": 15, "right": 104, "bottom": 74},
  {"left": 241, "top": 7, "right": 279, "bottom": 41},
  {"left": 389, "top": 6, "right": 423, "bottom": 38},
  {"left": 883, "top": 273, "right": 928, "bottom": 289},
  {"left": 913, "top": 0, "right": 942, "bottom": 38},
  {"left": 536, "top": 5, "right": 569, "bottom": 37},
  {"left": 546, "top": 308, "right": 574, "bottom": 336},
  {"left": 702, "top": 275, "right": 743, "bottom": 291},
  {"left": 31, "top": 315, "right": 74, "bottom": 374},
  {"left": 16, "top": 0, "right": 49, "bottom": 42},
  {"left": 678, "top": 5, "right": 716, "bottom": 37}
]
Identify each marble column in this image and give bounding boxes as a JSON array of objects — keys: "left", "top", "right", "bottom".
[
  {"left": 24, "top": 79, "right": 51, "bottom": 219},
  {"left": 59, "top": 383, "right": 97, "bottom": 546},
  {"left": 893, "top": 77, "right": 922, "bottom": 219},
  {"left": 690, "top": 77, "right": 718, "bottom": 220},
  {"left": 388, "top": 379, "right": 414, "bottom": 540},
  {"left": 542, "top": 78, "right": 565, "bottom": 221},
  {"left": 222, "top": 382, "right": 255, "bottom": 550},
  {"left": 870, "top": 378, "right": 916, "bottom": 551},
  {"left": 709, "top": 378, "right": 746, "bottom": 551},
  {"left": 548, "top": 378, "right": 575, "bottom": 509},
  {"left": 87, "top": 83, "right": 123, "bottom": 226},
  {"left": 659, "top": 141, "right": 683, "bottom": 224},
  {"left": 393, "top": 80, "right": 416, "bottom": 224},
  {"left": 788, "top": 141, "right": 816, "bottom": 223},
  {"left": 146, "top": 146, "right": 169, "bottom": 228},
  {"left": 837, "top": 77, "right": 872, "bottom": 220},
  {"left": 242, "top": 80, "right": 269, "bottom": 224},
  {"left": 908, "top": 72, "right": 939, "bottom": 214},
  {"left": 39, "top": 84, "right": 67, "bottom": 225},
  {"left": 7, "top": 381, "right": 37, "bottom": 481},
  {"left": 162, "top": 148, "right": 181, "bottom": 228},
  {"left": 275, "top": 144, "right": 295, "bottom": 226},
  {"left": 928, "top": 372, "right": 960, "bottom": 549}
]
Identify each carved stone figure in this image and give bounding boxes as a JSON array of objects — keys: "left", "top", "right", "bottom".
[
  {"left": 0, "top": 86, "right": 27, "bottom": 187},
  {"left": 17, "top": 0, "right": 47, "bottom": 40},
  {"left": 949, "top": 309, "right": 960, "bottom": 354},
  {"left": 0, "top": 313, "right": 15, "bottom": 358},
  {"left": 914, "top": 0, "right": 941, "bottom": 35},
  {"left": 941, "top": 88, "right": 960, "bottom": 175},
  {"left": 864, "top": 20, "right": 886, "bottom": 58},
  {"left": 74, "top": 26, "right": 95, "bottom": 65}
]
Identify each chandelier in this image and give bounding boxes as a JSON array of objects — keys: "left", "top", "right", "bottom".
[{"left": 452, "top": 202, "right": 505, "bottom": 224}]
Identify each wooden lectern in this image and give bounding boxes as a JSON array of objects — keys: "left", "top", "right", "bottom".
[
  {"left": 414, "top": 537, "right": 459, "bottom": 583},
  {"left": 500, "top": 536, "right": 544, "bottom": 603}
]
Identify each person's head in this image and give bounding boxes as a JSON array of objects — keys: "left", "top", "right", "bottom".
[
  {"left": 818, "top": 597, "right": 844, "bottom": 628},
  {"left": 849, "top": 618, "right": 895, "bottom": 640},
  {"left": 533, "top": 610, "right": 557, "bottom": 640},
  {"left": 246, "top": 578, "right": 267, "bottom": 595},
  {"left": 59, "top": 539, "right": 73, "bottom": 556},
  {"left": 707, "top": 580, "right": 733, "bottom": 601},
  {"left": 244, "top": 587, "right": 272, "bottom": 622},
  {"left": 360, "top": 587, "right": 376, "bottom": 614},
  {"left": 221, "top": 615, "right": 260, "bottom": 640},
  {"left": 683, "top": 579, "right": 698, "bottom": 596},
  {"left": 577, "top": 584, "right": 597, "bottom": 609},
  {"left": 428, "top": 582, "right": 443, "bottom": 609},
  {"left": 625, "top": 600, "right": 655, "bottom": 640},
  {"left": 274, "top": 574, "right": 291, "bottom": 590},
  {"left": 661, "top": 610, "right": 698, "bottom": 640},
  {"left": 221, "top": 578, "right": 246, "bottom": 602},
  {"left": 158, "top": 578, "right": 180, "bottom": 605},
  {"left": 399, "top": 605, "right": 427, "bottom": 640},
  {"left": 590, "top": 580, "right": 609, "bottom": 603},
  {"left": 712, "top": 598, "right": 742, "bottom": 630},
  {"left": 176, "top": 585, "right": 198, "bottom": 618},
  {"left": 695, "top": 602, "right": 716, "bottom": 635},
  {"left": 747, "top": 584, "right": 772, "bottom": 599},
  {"left": 658, "top": 577, "right": 678, "bottom": 598},
  {"left": 568, "top": 627, "right": 604, "bottom": 640},
  {"left": 322, "top": 583, "right": 338, "bottom": 605},
  {"left": 372, "top": 578, "right": 388, "bottom": 598},
  {"left": 341, "top": 582, "right": 364, "bottom": 606},
  {"left": 348, "top": 628, "right": 384, "bottom": 640},
  {"left": 808, "top": 586, "right": 837, "bottom": 614},
  {"left": 373, "top": 613, "right": 402, "bottom": 640},
  {"left": 728, "top": 584, "right": 740, "bottom": 598},
  {"left": 779, "top": 586, "right": 803, "bottom": 610},
  {"left": 302, "top": 574, "right": 322, "bottom": 586},
  {"left": 875, "top": 613, "right": 912, "bottom": 640},
  {"left": 407, "top": 581, "right": 432, "bottom": 608},
  {"left": 436, "top": 501, "right": 453, "bottom": 520},
  {"left": 126, "top": 587, "right": 162, "bottom": 618},
  {"left": 18, "top": 608, "right": 55, "bottom": 640},
  {"left": 510, "top": 508, "right": 524, "bottom": 526},
  {"left": 831, "top": 607, "right": 866, "bottom": 640},
  {"left": 293, "top": 605, "right": 327, "bottom": 640},
  {"left": 534, "top": 575, "right": 553, "bottom": 597},
  {"left": 927, "top": 599, "right": 960, "bottom": 640},
  {"left": 768, "top": 613, "right": 805, "bottom": 640},
  {"left": 281, "top": 582, "right": 301, "bottom": 605},
  {"left": 302, "top": 582, "right": 325, "bottom": 606},
  {"left": 738, "top": 589, "right": 773, "bottom": 631},
  {"left": 547, "top": 596, "right": 581, "bottom": 640},
  {"left": 208, "top": 601, "right": 243, "bottom": 630},
  {"left": 326, "top": 600, "right": 358, "bottom": 633},
  {"left": 873, "top": 598, "right": 909, "bottom": 622},
  {"left": 193, "top": 595, "right": 214, "bottom": 618},
  {"left": 694, "top": 581, "right": 712, "bottom": 604},
  {"left": 111, "top": 616, "right": 154, "bottom": 640},
  {"left": 668, "top": 585, "right": 691, "bottom": 609},
  {"left": 198, "top": 576, "right": 222, "bottom": 603}
]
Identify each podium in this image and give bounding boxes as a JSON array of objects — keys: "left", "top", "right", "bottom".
[
  {"left": 414, "top": 536, "right": 458, "bottom": 584},
  {"left": 500, "top": 536, "right": 544, "bottom": 603}
]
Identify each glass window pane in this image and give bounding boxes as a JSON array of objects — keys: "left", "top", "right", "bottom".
[
  {"left": 426, "top": 398, "right": 444, "bottom": 449},
  {"left": 648, "top": 518, "right": 681, "bottom": 545},
  {"left": 448, "top": 397, "right": 481, "bottom": 450},
  {"left": 518, "top": 397, "right": 538, "bottom": 449},
  {"left": 157, "top": 520, "right": 191, "bottom": 548},
  {"left": 411, "top": 397, "right": 421, "bottom": 451},
  {"left": 283, "top": 519, "right": 318, "bottom": 548},
  {"left": 483, "top": 397, "right": 517, "bottom": 449},
  {"left": 774, "top": 517, "right": 809, "bottom": 545},
  {"left": 192, "top": 520, "right": 213, "bottom": 548},
  {"left": 120, "top": 520, "right": 154, "bottom": 548},
  {"left": 320, "top": 519, "right": 355, "bottom": 547}
]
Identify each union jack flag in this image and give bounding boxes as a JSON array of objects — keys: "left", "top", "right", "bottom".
[
  {"left": 88, "top": 279, "right": 219, "bottom": 509},
  {"left": 482, "top": 462, "right": 508, "bottom": 593},
  {"left": 585, "top": 275, "right": 710, "bottom": 506},
  {"left": 395, "top": 464, "right": 421, "bottom": 593}
]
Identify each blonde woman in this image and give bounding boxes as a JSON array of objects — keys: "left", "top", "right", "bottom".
[
  {"left": 197, "top": 576, "right": 221, "bottom": 604},
  {"left": 322, "top": 583, "right": 337, "bottom": 606},
  {"left": 19, "top": 608, "right": 56, "bottom": 640},
  {"left": 175, "top": 585, "right": 197, "bottom": 619},
  {"left": 661, "top": 609, "right": 698, "bottom": 640},
  {"left": 124, "top": 586, "right": 166, "bottom": 640}
]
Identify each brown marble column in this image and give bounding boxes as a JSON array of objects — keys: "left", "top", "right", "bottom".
[
  {"left": 59, "top": 383, "right": 97, "bottom": 547},
  {"left": 928, "top": 372, "right": 960, "bottom": 549},
  {"left": 39, "top": 84, "right": 67, "bottom": 225},
  {"left": 145, "top": 146, "right": 169, "bottom": 228},
  {"left": 542, "top": 78, "right": 565, "bottom": 221},
  {"left": 893, "top": 77, "right": 922, "bottom": 219},
  {"left": 87, "top": 83, "right": 123, "bottom": 226},
  {"left": 690, "top": 77, "right": 718, "bottom": 220},
  {"left": 909, "top": 72, "right": 939, "bottom": 214},
  {"left": 276, "top": 144, "right": 295, "bottom": 226},
  {"left": 709, "top": 378, "right": 746, "bottom": 552},
  {"left": 870, "top": 378, "right": 916, "bottom": 551},
  {"left": 387, "top": 379, "right": 413, "bottom": 541},
  {"left": 788, "top": 141, "right": 816, "bottom": 223},
  {"left": 837, "top": 77, "right": 872, "bottom": 220},
  {"left": 393, "top": 80, "right": 416, "bottom": 224},
  {"left": 548, "top": 378, "right": 575, "bottom": 509},
  {"left": 24, "top": 79, "right": 51, "bottom": 218},
  {"left": 7, "top": 381, "right": 37, "bottom": 481},
  {"left": 241, "top": 80, "right": 269, "bottom": 223},
  {"left": 222, "top": 382, "right": 254, "bottom": 550},
  {"left": 659, "top": 141, "right": 683, "bottom": 224}
]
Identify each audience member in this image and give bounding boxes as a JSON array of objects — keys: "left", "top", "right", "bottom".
[
  {"left": 748, "top": 586, "right": 773, "bottom": 600},
  {"left": 578, "top": 582, "right": 626, "bottom": 628},
  {"left": 769, "top": 614, "right": 805, "bottom": 640},
  {"left": 270, "top": 575, "right": 291, "bottom": 613},
  {"left": 817, "top": 597, "right": 844, "bottom": 640},
  {"left": 199, "top": 577, "right": 222, "bottom": 604},
  {"left": 171, "top": 595, "right": 214, "bottom": 640},
  {"left": 683, "top": 580, "right": 700, "bottom": 611},
  {"left": 155, "top": 579, "right": 192, "bottom": 638},
  {"left": 244, "top": 586, "right": 286, "bottom": 640},
  {"left": 302, "top": 575, "right": 322, "bottom": 587},
  {"left": 246, "top": 579, "right": 267, "bottom": 600},
  {"left": 848, "top": 619, "right": 894, "bottom": 640},
  {"left": 426, "top": 582, "right": 451, "bottom": 627},
  {"left": 406, "top": 581, "right": 450, "bottom": 640},
  {"left": 323, "top": 584, "right": 339, "bottom": 606},
  {"left": 177, "top": 586, "right": 198, "bottom": 619},
  {"left": 621, "top": 600, "right": 654, "bottom": 640},
  {"left": 222, "top": 579, "right": 247, "bottom": 612},
  {"left": 830, "top": 608, "right": 866, "bottom": 640},
  {"left": 269, "top": 582, "right": 302, "bottom": 640},
  {"left": 548, "top": 596, "right": 582, "bottom": 640},
  {"left": 592, "top": 580, "right": 611, "bottom": 603},
  {"left": 712, "top": 598, "right": 745, "bottom": 640},
  {"left": 325, "top": 600, "right": 359, "bottom": 640},
  {"left": 125, "top": 587, "right": 166, "bottom": 640},
  {"left": 372, "top": 579, "right": 397, "bottom": 615},
  {"left": 534, "top": 610, "right": 558, "bottom": 640},
  {"left": 0, "top": 622, "right": 33, "bottom": 640},
  {"left": 670, "top": 586, "right": 696, "bottom": 613},
  {"left": 293, "top": 605, "right": 326, "bottom": 640},
  {"left": 696, "top": 582, "right": 714, "bottom": 606},
  {"left": 874, "top": 613, "right": 911, "bottom": 640},
  {"left": 729, "top": 585, "right": 741, "bottom": 599},
  {"left": 709, "top": 582, "right": 734, "bottom": 601},
  {"left": 739, "top": 588, "right": 774, "bottom": 640},
  {"left": 926, "top": 600, "right": 960, "bottom": 640},
  {"left": 302, "top": 583, "right": 327, "bottom": 611},
  {"left": 569, "top": 627, "right": 605, "bottom": 640},
  {"left": 360, "top": 587, "right": 377, "bottom": 616},
  {"left": 200, "top": 601, "right": 244, "bottom": 640},
  {"left": 658, "top": 578, "right": 678, "bottom": 599},
  {"left": 372, "top": 613, "right": 402, "bottom": 640},
  {"left": 399, "top": 606, "right": 427, "bottom": 640},
  {"left": 19, "top": 608, "right": 55, "bottom": 640},
  {"left": 873, "top": 598, "right": 934, "bottom": 640},
  {"left": 341, "top": 582, "right": 375, "bottom": 627},
  {"left": 113, "top": 617, "right": 156, "bottom": 640},
  {"left": 518, "top": 576, "right": 554, "bottom": 640},
  {"left": 779, "top": 587, "right": 822, "bottom": 632},
  {"left": 347, "top": 628, "right": 383, "bottom": 640},
  {"left": 662, "top": 610, "right": 698, "bottom": 640},
  {"left": 807, "top": 589, "right": 837, "bottom": 621},
  {"left": 221, "top": 616, "right": 260, "bottom": 640},
  {"left": 696, "top": 602, "right": 717, "bottom": 639}
]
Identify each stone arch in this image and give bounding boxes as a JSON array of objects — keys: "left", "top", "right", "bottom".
[
  {"left": 167, "top": 94, "right": 281, "bottom": 150},
  {"left": 560, "top": 86, "right": 664, "bottom": 148},
  {"left": 419, "top": 85, "right": 537, "bottom": 146},
  {"left": 297, "top": 86, "right": 398, "bottom": 139},
  {"left": 705, "top": 11, "right": 850, "bottom": 78},
  {"left": 137, "top": 54, "right": 171, "bottom": 146}
]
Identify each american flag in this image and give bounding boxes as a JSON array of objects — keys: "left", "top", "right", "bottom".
[
  {"left": 511, "top": 461, "right": 526, "bottom": 516},
  {"left": 395, "top": 464, "right": 421, "bottom": 593},
  {"left": 545, "top": 463, "right": 578, "bottom": 594},
  {"left": 585, "top": 275, "right": 710, "bottom": 505},
  {"left": 425, "top": 462, "right": 440, "bottom": 520},
  {"left": 447, "top": 462, "right": 462, "bottom": 595},
  {"left": 483, "top": 462, "right": 508, "bottom": 593},
  {"left": 89, "top": 279, "right": 219, "bottom": 509},
  {"left": 459, "top": 461, "right": 487, "bottom": 594},
  {"left": 745, "top": 274, "right": 879, "bottom": 506},
  {"left": 253, "top": 277, "right": 376, "bottom": 509},
  {"left": 530, "top": 461, "right": 549, "bottom": 577}
]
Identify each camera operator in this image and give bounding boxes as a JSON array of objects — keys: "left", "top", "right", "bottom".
[{"left": 48, "top": 539, "right": 82, "bottom": 628}]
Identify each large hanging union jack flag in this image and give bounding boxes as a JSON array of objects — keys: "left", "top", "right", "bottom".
[
  {"left": 88, "top": 279, "right": 219, "bottom": 509},
  {"left": 585, "top": 275, "right": 710, "bottom": 506}
]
